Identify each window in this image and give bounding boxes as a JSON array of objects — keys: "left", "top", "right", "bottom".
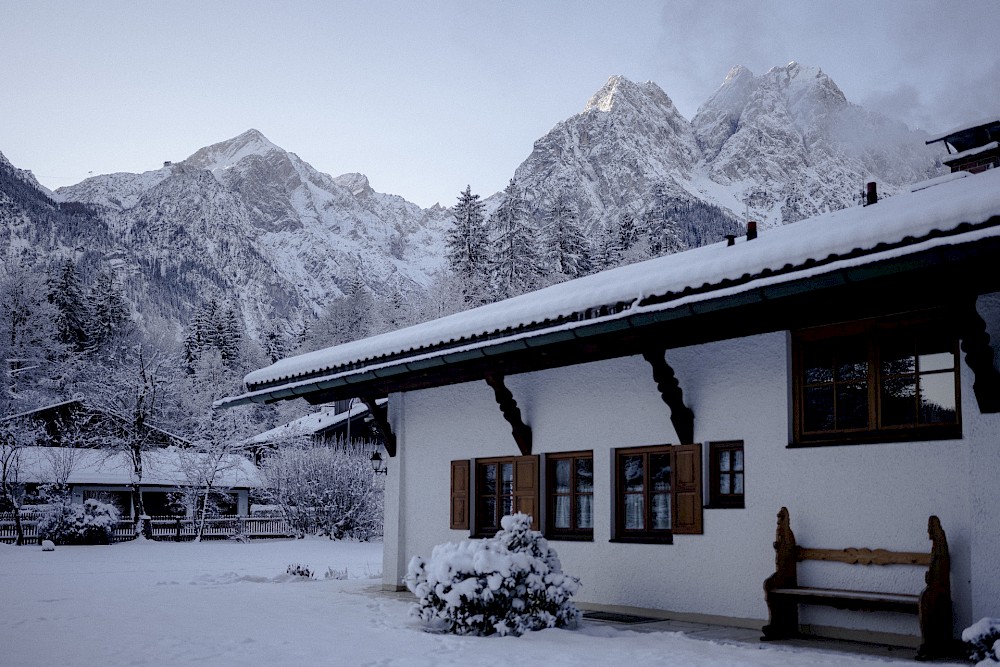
[
  {"left": 708, "top": 441, "right": 744, "bottom": 508},
  {"left": 613, "top": 444, "right": 702, "bottom": 543},
  {"left": 457, "top": 455, "right": 537, "bottom": 537},
  {"left": 793, "top": 314, "right": 961, "bottom": 445},
  {"left": 546, "top": 451, "right": 593, "bottom": 540}
]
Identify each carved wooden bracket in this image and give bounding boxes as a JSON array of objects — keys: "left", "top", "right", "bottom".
[
  {"left": 483, "top": 373, "right": 532, "bottom": 456},
  {"left": 959, "top": 300, "right": 1000, "bottom": 413},
  {"left": 359, "top": 395, "right": 396, "bottom": 457},
  {"left": 642, "top": 347, "right": 695, "bottom": 444}
]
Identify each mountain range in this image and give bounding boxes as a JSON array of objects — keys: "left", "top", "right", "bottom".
[{"left": 0, "top": 62, "right": 947, "bottom": 349}]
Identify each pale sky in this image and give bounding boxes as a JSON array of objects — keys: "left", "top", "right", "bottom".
[{"left": 1, "top": 1, "right": 997, "bottom": 208}]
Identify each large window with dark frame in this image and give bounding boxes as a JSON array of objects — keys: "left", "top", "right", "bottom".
[
  {"left": 794, "top": 314, "right": 961, "bottom": 445},
  {"left": 546, "top": 451, "right": 594, "bottom": 540},
  {"left": 468, "top": 455, "right": 538, "bottom": 537},
  {"left": 613, "top": 444, "right": 702, "bottom": 543}
]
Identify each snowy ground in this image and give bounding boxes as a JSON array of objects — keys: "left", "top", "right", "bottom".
[{"left": 0, "top": 539, "right": 952, "bottom": 666}]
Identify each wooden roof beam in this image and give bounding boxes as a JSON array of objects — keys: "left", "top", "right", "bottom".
[
  {"left": 959, "top": 301, "right": 1000, "bottom": 413},
  {"left": 359, "top": 394, "right": 396, "bottom": 457},
  {"left": 643, "top": 347, "right": 695, "bottom": 444},
  {"left": 483, "top": 373, "right": 532, "bottom": 456}
]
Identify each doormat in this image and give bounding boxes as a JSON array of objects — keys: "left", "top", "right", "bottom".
[{"left": 582, "top": 611, "right": 661, "bottom": 624}]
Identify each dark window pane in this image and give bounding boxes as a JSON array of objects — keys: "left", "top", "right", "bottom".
[
  {"left": 481, "top": 464, "right": 496, "bottom": 494},
  {"left": 919, "top": 373, "right": 957, "bottom": 424},
  {"left": 734, "top": 472, "right": 744, "bottom": 494},
  {"left": 650, "top": 454, "right": 671, "bottom": 492},
  {"left": 500, "top": 463, "right": 513, "bottom": 495},
  {"left": 623, "top": 455, "right": 643, "bottom": 492},
  {"left": 733, "top": 449, "right": 744, "bottom": 471},
  {"left": 836, "top": 382, "right": 868, "bottom": 429},
  {"left": 804, "top": 348, "right": 834, "bottom": 384},
  {"left": 651, "top": 493, "right": 671, "bottom": 529},
  {"left": 554, "top": 460, "right": 571, "bottom": 494},
  {"left": 881, "top": 339, "right": 916, "bottom": 376},
  {"left": 480, "top": 496, "right": 497, "bottom": 528},
  {"left": 719, "top": 474, "right": 730, "bottom": 495},
  {"left": 836, "top": 344, "right": 868, "bottom": 381},
  {"left": 624, "top": 494, "right": 644, "bottom": 529},
  {"left": 576, "top": 457, "right": 593, "bottom": 493},
  {"left": 553, "top": 496, "right": 570, "bottom": 529},
  {"left": 577, "top": 494, "right": 593, "bottom": 529},
  {"left": 501, "top": 495, "right": 513, "bottom": 518},
  {"left": 719, "top": 450, "right": 730, "bottom": 472},
  {"left": 804, "top": 386, "right": 835, "bottom": 431},
  {"left": 881, "top": 377, "right": 917, "bottom": 426}
]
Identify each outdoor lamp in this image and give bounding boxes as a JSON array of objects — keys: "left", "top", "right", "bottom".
[{"left": 370, "top": 449, "right": 387, "bottom": 475}]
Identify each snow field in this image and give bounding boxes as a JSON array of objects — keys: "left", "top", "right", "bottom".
[{"left": 0, "top": 538, "right": 955, "bottom": 666}]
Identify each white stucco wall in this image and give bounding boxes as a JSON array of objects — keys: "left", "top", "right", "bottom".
[{"left": 385, "top": 317, "right": 1000, "bottom": 639}]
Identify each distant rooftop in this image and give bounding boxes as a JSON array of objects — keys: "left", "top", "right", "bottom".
[{"left": 926, "top": 118, "right": 1000, "bottom": 153}]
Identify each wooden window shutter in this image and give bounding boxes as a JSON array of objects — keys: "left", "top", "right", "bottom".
[
  {"left": 513, "top": 455, "right": 539, "bottom": 530},
  {"left": 671, "top": 444, "right": 703, "bottom": 534},
  {"left": 450, "top": 459, "right": 470, "bottom": 530}
]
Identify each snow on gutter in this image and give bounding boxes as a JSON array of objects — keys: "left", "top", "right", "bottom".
[
  {"left": 218, "top": 169, "right": 1000, "bottom": 409},
  {"left": 217, "top": 215, "right": 1000, "bottom": 410}
]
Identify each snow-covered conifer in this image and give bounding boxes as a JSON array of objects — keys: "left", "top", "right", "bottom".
[
  {"left": 488, "top": 180, "right": 543, "bottom": 299},
  {"left": 446, "top": 186, "right": 490, "bottom": 301},
  {"left": 543, "top": 193, "right": 591, "bottom": 279},
  {"left": 643, "top": 183, "right": 685, "bottom": 257}
]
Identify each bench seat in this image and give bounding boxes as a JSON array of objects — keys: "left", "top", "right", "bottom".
[{"left": 768, "top": 586, "right": 920, "bottom": 613}]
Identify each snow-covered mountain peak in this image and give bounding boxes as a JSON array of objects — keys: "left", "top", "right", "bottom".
[
  {"left": 333, "top": 172, "right": 373, "bottom": 197},
  {"left": 583, "top": 75, "right": 678, "bottom": 117},
  {"left": 723, "top": 64, "right": 754, "bottom": 84},
  {"left": 182, "top": 129, "right": 283, "bottom": 173}
]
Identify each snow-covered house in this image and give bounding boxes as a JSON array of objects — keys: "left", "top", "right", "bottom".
[
  {"left": 245, "top": 398, "right": 387, "bottom": 454},
  {"left": 220, "top": 162, "right": 1000, "bottom": 650},
  {"left": 16, "top": 447, "right": 261, "bottom": 518}
]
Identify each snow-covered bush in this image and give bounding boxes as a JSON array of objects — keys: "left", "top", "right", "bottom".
[
  {"left": 404, "top": 513, "right": 580, "bottom": 637},
  {"left": 38, "top": 499, "right": 120, "bottom": 545},
  {"left": 258, "top": 441, "right": 384, "bottom": 540},
  {"left": 964, "top": 618, "right": 1000, "bottom": 664}
]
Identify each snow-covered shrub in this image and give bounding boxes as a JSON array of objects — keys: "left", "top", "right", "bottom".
[
  {"left": 258, "top": 441, "right": 384, "bottom": 540},
  {"left": 404, "top": 513, "right": 580, "bottom": 637},
  {"left": 38, "top": 499, "right": 119, "bottom": 545},
  {"left": 964, "top": 618, "right": 1000, "bottom": 663},
  {"left": 286, "top": 563, "right": 314, "bottom": 579},
  {"left": 325, "top": 566, "right": 348, "bottom": 580}
]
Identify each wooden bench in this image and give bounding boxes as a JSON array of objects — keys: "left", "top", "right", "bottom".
[{"left": 761, "top": 507, "right": 953, "bottom": 660}]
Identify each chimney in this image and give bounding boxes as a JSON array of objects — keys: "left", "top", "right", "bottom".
[
  {"left": 746, "top": 221, "right": 758, "bottom": 241},
  {"left": 866, "top": 181, "right": 878, "bottom": 206}
]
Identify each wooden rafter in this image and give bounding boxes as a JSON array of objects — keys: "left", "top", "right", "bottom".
[
  {"left": 959, "top": 300, "right": 1000, "bottom": 413},
  {"left": 483, "top": 373, "right": 532, "bottom": 456},
  {"left": 642, "top": 347, "right": 695, "bottom": 444},
  {"left": 359, "top": 394, "right": 396, "bottom": 457}
]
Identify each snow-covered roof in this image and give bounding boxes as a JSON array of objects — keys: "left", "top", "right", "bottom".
[
  {"left": 222, "top": 168, "right": 1000, "bottom": 407},
  {"left": 245, "top": 399, "right": 385, "bottom": 445},
  {"left": 925, "top": 117, "right": 1000, "bottom": 145},
  {"left": 942, "top": 141, "right": 999, "bottom": 163},
  {"left": 14, "top": 447, "right": 262, "bottom": 488}
]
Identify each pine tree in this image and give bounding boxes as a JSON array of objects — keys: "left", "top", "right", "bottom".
[
  {"left": 46, "top": 259, "right": 89, "bottom": 352},
  {"left": 643, "top": 183, "right": 685, "bottom": 257},
  {"left": 446, "top": 186, "right": 490, "bottom": 302},
  {"left": 262, "top": 323, "right": 287, "bottom": 364},
  {"left": 488, "top": 180, "right": 543, "bottom": 300},
  {"left": 86, "top": 270, "right": 132, "bottom": 356},
  {"left": 543, "top": 194, "right": 591, "bottom": 279}
]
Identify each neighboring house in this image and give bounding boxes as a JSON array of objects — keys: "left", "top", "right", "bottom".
[
  {"left": 220, "top": 132, "right": 1000, "bottom": 648},
  {"left": 16, "top": 447, "right": 261, "bottom": 518},
  {"left": 2, "top": 398, "right": 186, "bottom": 449},
  {"left": 246, "top": 398, "right": 386, "bottom": 452}
]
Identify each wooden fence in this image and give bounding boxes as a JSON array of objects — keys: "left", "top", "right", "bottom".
[{"left": 0, "top": 511, "right": 292, "bottom": 544}]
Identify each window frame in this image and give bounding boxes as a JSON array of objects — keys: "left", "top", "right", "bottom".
[
  {"left": 545, "top": 450, "right": 594, "bottom": 541},
  {"left": 470, "top": 455, "right": 538, "bottom": 538},
  {"left": 707, "top": 441, "right": 745, "bottom": 509},
  {"left": 612, "top": 444, "right": 675, "bottom": 544},
  {"left": 792, "top": 313, "right": 962, "bottom": 447}
]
